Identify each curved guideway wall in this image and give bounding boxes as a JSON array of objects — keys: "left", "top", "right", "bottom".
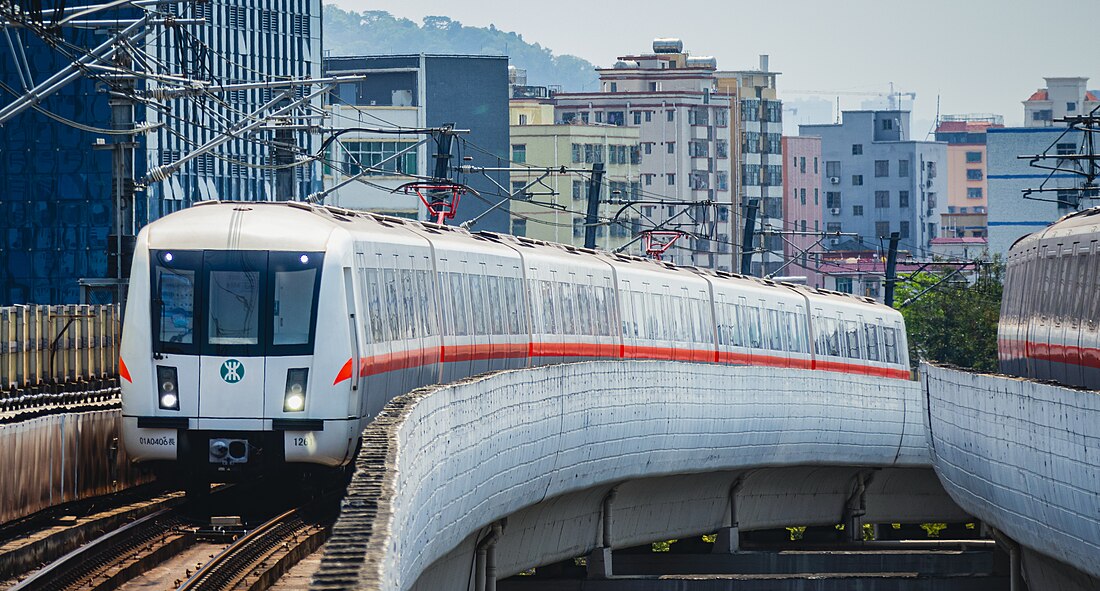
[
  {"left": 922, "top": 363, "right": 1100, "bottom": 584},
  {"left": 312, "top": 361, "right": 934, "bottom": 591}
]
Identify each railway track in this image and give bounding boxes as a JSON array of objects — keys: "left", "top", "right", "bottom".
[
  {"left": 179, "top": 502, "right": 332, "bottom": 591},
  {"left": 6, "top": 490, "right": 335, "bottom": 591}
]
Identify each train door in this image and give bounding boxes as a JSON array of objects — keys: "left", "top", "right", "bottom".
[{"left": 197, "top": 250, "right": 269, "bottom": 423}]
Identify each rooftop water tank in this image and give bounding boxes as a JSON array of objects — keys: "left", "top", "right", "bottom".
[
  {"left": 686, "top": 56, "right": 718, "bottom": 69},
  {"left": 652, "top": 38, "right": 684, "bottom": 54},
  {"left": 613, "top": 60, "right": 639, "bottom": 69}
]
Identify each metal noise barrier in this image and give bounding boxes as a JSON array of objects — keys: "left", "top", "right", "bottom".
[{"left": 0, "top": 305, "right": 122, "bottom": 418}]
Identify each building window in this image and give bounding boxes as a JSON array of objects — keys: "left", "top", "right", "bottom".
[
  {"left": 1057, "top": 142, "right": 1077, "bottom": 156},
  {"left": 899, "top": 221, "right": 910, "bottom": 238},
  {"left": 633, "top": 111, "right": 642, "bottom": 125},
  {"left": 826, "top": 192, "right": 841, "bottom": 209},
  {"left": 644, "top": 143, "right": 653, "bottom": 155},
  {"left": 667, "top": 173, "right": 676, "bottom": 185},
  {"left": 512, "top": 144, "right": 526, "bottom": 164},
  {"left": 852, "top": 175, "right": 863, "bottom": 186},
  {"left": 518, "top": 114, "right": 528, "bottom": 125},
  {"left": 965, "top": 151, "right": 982, "bottom": 163},
  {"left": 512, "top": 218, "right": 527, "bottom": 237},
  {"left": 572, "top": 143, "right": 582, "bottom": 163},
  {"left": 645, "top": 111, "right": 652, "bottom": 122},
  {"left": 595, "top": 111, "right": 604, "bottom": 123},
  {"left": 898, "top": 159, "right": 909, "bottom": 177},
  {"left": 667, "top": 142, "right": 675, "bottom": 154},
  {"left": 667, "top": 109, "right": 675, "bottom": 122},
  {"left": 608, "top": 111, "right": 625, "bottom": 126},
  {"left": 1033, "top": 109, "right": 1053, "bottom": 122},
  {"left": 968, "top": 187, "right": 983, "bottom": 199},
  {"left": 825, "top": 161, "right": 841, "bottom": 178},
  {"left": 610, "top": 82, "right": 618, "bottom": 92},
  {"left": 814, "top": 189, "right": 819, "bottom": 205},
  {"left": 966, "top": 169, "right": 983, "bottom": 181},
  {"left": 573, "top": 181, "right": 583, "bottom": 200},
  {"left": 644, "top": 174, "right": 653, "bottom": 186},
  {"left": 882, "top": 119, "right": 893, "bottom": 130},
  {"left": 875, "top": 221, "right": 890, "bottom": 237},
  {"left": 853, "top": 205, "right": 864, "bottom": 216},
  {"left": 814, "top": 157, "right": 819, "bottom": 174},
  {"left": 875, "top": 160, "right": 889, "bottom": 177},
  {"left": 852, "top": 144, "right": 863, "bottom": 155},
  {"left": 800, "top": 157, "right": 806, "bottom": 173},
  {"left": 875, "top": 190, "right": 889, "bottom": 208},
  {"left": 511, "top": 181, "right": 528, "bottom": 198},
  {"left": 800, "top": 188, "right": 806, "bottom": 205},
  {"left": 899, "top": 190, "right": 910, "bottom": 208},
  {"left": 1068, "top": 101, "right": 1077, "bottom": 112},
  {"left": 827, "top": 223, "right": 842, "bottom": 235},
  {"left": 341, "top": 140, "right": 418, "bottom": 177},
  {"left": 928, "top": 222, "right": 938, "bottom": 239}
]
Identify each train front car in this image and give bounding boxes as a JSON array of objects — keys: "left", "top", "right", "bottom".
[{"left": 120, "top": 203, "right": 361, "bottom": 485}]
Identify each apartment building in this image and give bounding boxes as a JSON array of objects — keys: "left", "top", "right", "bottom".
[
  {"left": 781, "top": 136, "right": 822, "bottom": 286},
  {"left": 552, "top": 39, "right": 735, "bottom": 270},
  {"left": 934, "top": 114, "right": 1003, "bottom": 244}
]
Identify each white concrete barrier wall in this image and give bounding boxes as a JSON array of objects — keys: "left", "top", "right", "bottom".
[
  {"left": 313, "top": 361, "right": 928, "bottom": 591},
  {"left": 922, "top": 363, "right": 1100, "bottom": 579}
]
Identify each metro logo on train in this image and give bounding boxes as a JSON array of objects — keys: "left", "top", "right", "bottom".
[{"left": 118, "top": 201, "right": 911, "bottom": 486}]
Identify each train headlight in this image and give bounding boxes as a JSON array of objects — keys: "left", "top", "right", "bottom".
[
  {"left": 156, "top": 366, "right": 179, "bottom": 410},
  {"left": 283, "top": 368, "right": 308, "bottom": 412}
]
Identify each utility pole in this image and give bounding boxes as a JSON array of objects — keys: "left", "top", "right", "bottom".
[
  {"left": 273, "top": 118, "right": 296, "bottom": 201},
  {"left": 884, "top": 231, "right": 900, "bottom": 307},
  {"left": 91, "top": 47, "right": 137, "bottom": 305},
  {"left": 583, "top": 162, "right": 605, "bottom": 249},
  {"left": 430, "top": 123, "right": 456, "bottom": 214},
  {"left": 740, "top": 199, "right": 759, "bottom": 276}
]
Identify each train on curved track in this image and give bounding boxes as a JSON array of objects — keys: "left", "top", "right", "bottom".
[
  {"left": 120, "top": 201, "right": 910, "bottom": 484},
  {"left": 1000, "top": 206, "right": 1100, "bottom": 389}
]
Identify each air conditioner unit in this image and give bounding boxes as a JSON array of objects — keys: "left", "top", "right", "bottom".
[
  {"left": 829, "top": 176, "right": 840, "bottom": 184},
  {"left": 829, "top": 207, "right": 841, "bottom": 215}
]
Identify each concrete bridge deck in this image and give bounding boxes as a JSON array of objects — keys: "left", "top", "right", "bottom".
[{"left": 310, "top": 361, "right": 965, "bottom": 591}]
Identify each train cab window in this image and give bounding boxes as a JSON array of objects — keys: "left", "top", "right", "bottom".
[
  {"left": 206, "top": 251, "right": 266, "bottom": 348},
  {"left": 153, "top": 250, "right": 201, "bottom": 353},
  {"left": 272, "top": 269, "right": 316, "bottom": 345}
]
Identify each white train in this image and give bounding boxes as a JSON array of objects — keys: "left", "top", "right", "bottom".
[{"left": 120, "top": 202, "right": 910, "bottom": 483}]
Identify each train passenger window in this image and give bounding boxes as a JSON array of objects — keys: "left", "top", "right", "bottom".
[
  {"left": 486, "top": 276, "right": 504, "bottom": 335},
  {"left": 864, "top": 324, "right": 881, "bottom": 361},
  {"left": 156, "top": 266, "right": 195, "bottom": 347},
  {"left": 383, "top": 269, "right": 402, "bottom": 341},
  {"left": 541, "top": 281, "right": 558, "bottom": 334},
  {"left": 784, "top": 312, "right": 800, "bottom": 353},
  {"left": 729, "top": 303, "right": 744, "bottom": 347},
  {"left": 400, "top": 269, "right": 417, "bottom": 339},
  {"left": 208, "top": 270, "right": 261, "bottom": 345},
  {"left": 417, "top": 270, "right": 436, "bottom": 336},
  {"left": 273, "top": 267, "right": 317, "bottom": 345},
  {"left": 577, "top": 284, "right": 593, "bottom": 336},
  {"left": 449, "top": 273, "right": 469, "bottom": 336},
  {"left": 766, "top": 309, "right": 783, "bottom": 351},
  {"left": 844, "top": 321, "right": 861, "bottom": 359},
  {"left": 593, "top": 286, "right": 609, "bottom": 336},
  {"left": 696, "top": 299, "right": 709, "bottom": 343},
  {"left": 883, "top": 327, "right": 898, "bottom": 364},
  {"left": 746, "top": 306, "right": 763, "bottom": 349},
  {"left": 469, "top": 275, "right": 487, "bottom": 334},
  {"left": 559, "top": 282, "right": 577, "bottom": 335},
  {"left": 824, "top": 318, "right": 841, "bottom": 357},
  {"left": 365, "top": 269, "right": 386, "bottom": 342}
]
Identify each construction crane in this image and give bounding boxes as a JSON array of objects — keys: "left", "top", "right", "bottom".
[{"left": 783, "top": 83, "right": 917, "bottom": 112}]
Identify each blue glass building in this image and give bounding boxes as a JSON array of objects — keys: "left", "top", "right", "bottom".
[{"left": 0, "top": 0, "right": 321, "bottom": 305}]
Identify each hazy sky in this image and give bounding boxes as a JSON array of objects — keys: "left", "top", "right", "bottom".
[{"left": 329, "top": 0, "right": 1096, "bottom": 131}]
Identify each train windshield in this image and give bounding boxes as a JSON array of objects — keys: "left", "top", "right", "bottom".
[{"left": 152, "top": 250, "right": 324, "bottom": 356}]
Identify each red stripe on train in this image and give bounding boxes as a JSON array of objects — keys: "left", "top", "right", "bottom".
[{"left": 333, "top": 342, "right": 910, "bottom": 384}]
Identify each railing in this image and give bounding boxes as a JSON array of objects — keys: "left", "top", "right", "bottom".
[{"left": 1, "top": 305, "right": 120, "bottom": 392}]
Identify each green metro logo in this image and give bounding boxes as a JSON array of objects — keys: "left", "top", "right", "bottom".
[{"left": 220, "top": 359, "right": 245, "bottom": 383}]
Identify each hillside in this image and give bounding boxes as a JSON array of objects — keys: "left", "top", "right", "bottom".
[{"left": 322, "top": 6, "right": 600, "bottom": 92}]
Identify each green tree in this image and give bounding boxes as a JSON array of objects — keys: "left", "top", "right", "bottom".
[
  {"left": 322, "top": 7, "right": 600, "bottom": 92},
  {"left": 893, "top": 259, "right": 1003, "bottom": 372}
]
